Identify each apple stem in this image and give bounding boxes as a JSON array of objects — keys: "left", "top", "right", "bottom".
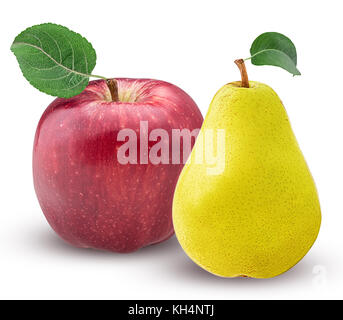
[
  {"left": 106, "top": 78, "right": 119, "bottom": 102},
  {"left": 234, "top": 59, "right": 249, "bottom": 88}
]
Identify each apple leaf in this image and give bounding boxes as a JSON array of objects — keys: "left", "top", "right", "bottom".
[
  {"left": 11, "top": 23, "right": 105, "bottom": 98},
  {"left": 248, "top": 32, "right": 301, "bottom": 76}
]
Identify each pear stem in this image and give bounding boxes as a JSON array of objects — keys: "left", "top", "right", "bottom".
[
  {"left": 106, "top": 78, "right": 119, "bottom": 102},
  {"left": 234, "top": 59, "right": 249, "bottom": 88}
]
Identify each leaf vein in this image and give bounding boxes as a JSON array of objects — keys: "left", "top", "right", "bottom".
[
  {"left": 41, "top": 30, "right": 62, "bottom": 63},
  {"left": 13, "top": 42, "right": 90, "bottom": 78}
]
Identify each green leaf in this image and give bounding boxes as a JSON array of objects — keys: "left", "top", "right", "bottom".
[
  {"left": 11, "top": 23, "right": 102, "bottom": 98},
  {"left": 249, "top": 32, "right": 301, "bottom": 76}
]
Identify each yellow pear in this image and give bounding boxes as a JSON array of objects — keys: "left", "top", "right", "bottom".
[{"left": 173, "top": 70, "right": 321, "bottom": 278}]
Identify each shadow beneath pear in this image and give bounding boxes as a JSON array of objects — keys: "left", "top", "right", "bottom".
[{"left": 171, "top": 248, "right": 321, "bottom": 287}]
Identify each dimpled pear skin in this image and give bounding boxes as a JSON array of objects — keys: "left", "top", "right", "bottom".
[{"left": 173, "top": 81, "right": 321, "bottom": 278}]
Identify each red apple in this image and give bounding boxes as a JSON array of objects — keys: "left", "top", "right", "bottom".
[{"left": 33, "top": 79, "right": 203, "bottom": 252}]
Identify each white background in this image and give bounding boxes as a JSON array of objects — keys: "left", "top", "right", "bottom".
[{"left": 0, "top": 0, "right": 342, "bottom": 299}]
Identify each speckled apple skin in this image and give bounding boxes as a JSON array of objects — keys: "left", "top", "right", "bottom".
[{"left": 33, "top": 79, "right": 203, "bottom": 252}]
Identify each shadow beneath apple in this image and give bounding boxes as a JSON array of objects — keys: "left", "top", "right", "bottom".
[{"left": 28, "top": 225, "right": 182, "bottom": 259}]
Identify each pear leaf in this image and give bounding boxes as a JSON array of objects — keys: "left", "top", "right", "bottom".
[
  {"left": 11, "top": 23, "right": 102, "bottom": 98},
  {"left": 249, "top": 32, "right": 301, "bottom": 76}
]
